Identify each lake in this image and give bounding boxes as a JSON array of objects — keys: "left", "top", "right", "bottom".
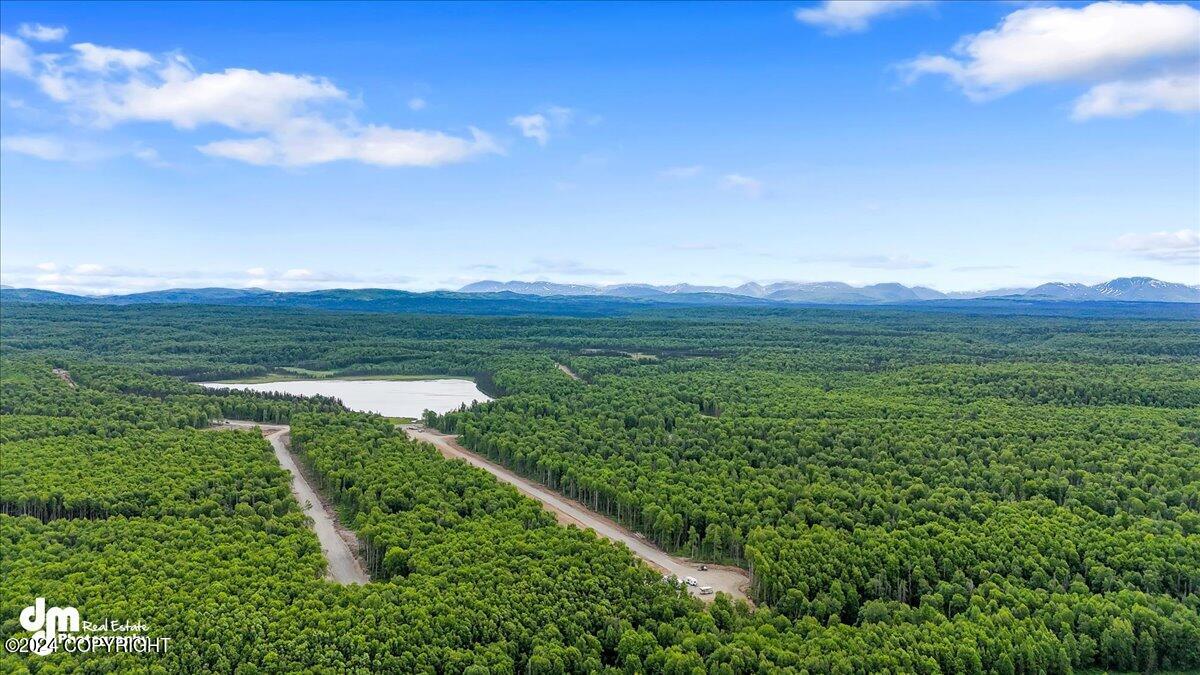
[{"left": 200, "top": 378, "right": 491, "bottom": 418}]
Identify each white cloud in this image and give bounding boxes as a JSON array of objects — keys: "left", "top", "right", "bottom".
[
  {"left": 18, "top": 23, "right": 67, "bottom": 43},
  {"left": 721, "top": 173, "right": 764, "bottom": 199},
  {"left": 795, "top": 1, "right": 927, "bottom": 34},
  {"left": 521, "top": 257, "right": 623, "bottom": 277},
  {"left": 660, "top": 165, "right": 704, "bottom": 179},
  {"left": 509, "top": 106, "right": 574, "bottom": 145},
  {"left": 797, "top": 253, "right": 934, "bottom": 269},
  {"left": 0, "top": 34, "right": 34, "bottom": 75},
  {"left": 0, "top": 134, "right": 108, "bottom": 162},
  {"left": 246, "top": 267, "right": 267, "bottom": 277},
  {"left": 846, "top": 254, "right": 932, "bottom": 270},
  {"left": 510, "top": 113, "right": 549, "bottom": 145},
  {"left": 198, "top": 119, "right": 499, "bottom": 168},
  {"left": 2, "top": 134, "right": 170, "bottom": 165},
  {"left": 1113, "top": 229, "right": 1199, "bottom": 265},
  {"left": 64, "top": 58, "right": 346, "bottom": 131},
  {"left": 71, "top": 43, "right": 155, "bottom": 72},
  {"left": 408, "top": 97, "right": 426, "bottom": 111},
  {"left": 4, "top": 35, "right": 501, "bottom": 168},
  {"left": 2, "top": 134, "right": 68, "bottom": 160},
  {"left": 132, "top": 146, "right": 171, "bottom": 168},
  {"left": 904, "top": 1, "right": 1200, "bottom": 119},
  {"left": 1073, "top": 73, "right": 1200, "bottom": 119},
  {"left": 0, "top": 263, "right": 416, "bottom": 295}
]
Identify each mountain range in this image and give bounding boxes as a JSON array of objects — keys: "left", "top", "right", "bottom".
[
  {"left": 1, "top": 279, "right": 1196, "bottom": 318},
  {"left": 459, "top": 277, "right": 1199, "bottom": 303}
]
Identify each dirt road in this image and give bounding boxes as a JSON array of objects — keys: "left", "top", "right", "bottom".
[
  {"left": 213, "top": 421, "right": 369, "bottom": 585},
  {"left": 556, "top": 363, "right": 582, "bottom": 381},
  {"left": 402, "top": 424, "right": 750, "bottom": 602}
]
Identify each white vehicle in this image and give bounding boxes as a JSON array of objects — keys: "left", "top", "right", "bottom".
[
  {"left": 699, "top": 586, "right": 714, "bottom": 595},
  {"left": 684, "top": 576, "right": 698, "bottom": 587}
]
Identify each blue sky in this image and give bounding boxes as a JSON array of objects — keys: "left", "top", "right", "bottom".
[{"left": 1, "top": 0, "right": 1197, "bottom": 294}]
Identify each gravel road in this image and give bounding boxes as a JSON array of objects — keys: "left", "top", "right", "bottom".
[
  {"left": 402, "top": 424, "right": 750, "bottom": 603},
  {"left": 215, "top": 421, "right": 370, "bottom": 585}
]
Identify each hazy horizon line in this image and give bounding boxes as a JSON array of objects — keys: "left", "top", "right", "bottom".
[{"left": 4, "top": 272, "right": 1198, "bottom": 298}]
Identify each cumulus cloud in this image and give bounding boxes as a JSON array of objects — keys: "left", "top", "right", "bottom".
[
  {"left": 18, "top": 23, "right": 67, "bottom": 42},
  {"left": 1112, "top": 229, "right": 1199, "bottom": 265},
  {"left": 1, "top": 34, "right": 34, "bottom": 75},
  {"left": 795, "top": 1, "right": 927, "bottom": 34},
  {"left": 510, "top": 113, "right": 549, "bottom": 145},
  {"left": 903, "top": 2, "right": 1200, "bottom": 119},
  {"left": 721, "top": 174, "right": 764, "bottom": 198},
  {"left": 71, "top": 42, "right": 156, "bottom": 72},
  {"left": 2, "top": 29, "right": 502, "bottom": 168},
  {"left": 1073, "top": 73, "right": 1200, "bottom": 119},
  {"left": 509, "top": 106, "right": 573, "bottom": 145}
]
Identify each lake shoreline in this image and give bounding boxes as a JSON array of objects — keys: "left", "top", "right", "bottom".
[
  {"left": 200, "top": 378, "right": 491, "bottom": 419},
  {"left": 200, "top": 372, "right": 478, "bottom": 385}
]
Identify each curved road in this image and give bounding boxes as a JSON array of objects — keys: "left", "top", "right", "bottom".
[
  {"left": 215, "top": 421, "right": 369, "bottom": 585},
  {"left": 402, "top": 424, "right": 750, "bottom": 603}
]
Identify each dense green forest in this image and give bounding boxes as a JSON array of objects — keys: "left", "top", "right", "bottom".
[{"left": 1, "top": 302, "right": 1198, "bottom": 673}]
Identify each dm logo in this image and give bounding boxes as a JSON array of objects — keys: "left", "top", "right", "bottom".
[{"left": 19, "top": 598, "right": 79, "bottom": 655}]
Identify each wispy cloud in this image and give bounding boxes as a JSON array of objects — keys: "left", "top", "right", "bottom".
[
  {"left": 670, "top": 242, "right": 721, "bottom": 251},
  {"left": 720, "top": 173, "right": 764, "bottom": 199},
  {"left": 407, "top": 97, "right": 427, "bottom": 111},
  {"left": 0, "top": 30, "right": 501, "bottom": 167},
  {"left": 17, "top": 23, "right": 67, "bottom": 42},
  {"left": 509, "top": 106, "right": 573, "bottom": 146},
  {"left": 902, "top": 2, "right": 1200, "bottom": 120},
  {"left": 659, "top": 165, "right": 704, "bottom": 179},
  {"left": 844, "top": 254, "right": 932, "bottom": 270},
  {"left": 952, "top": 264, "right": 1018, "bottom": 273},
  {"left": 1, "top": 134, "right": 110, "bottom": 162},
  {"left": 1112, "top": 229, "right": 1199, "bottom": 265},
  {"left": 0, "top": 263, "right": 416, "bottom": 295},
  {"left": 798, "top": 253, "right": 934, "bottom": 270},
  {"left": 2, "top": 133, "right": 173, "bottom": 167},
  {"left": 795, "top": 1, "right": 927, "bottom": 34},
  {"left": 520, "top": 257, "right": 623, "bottom": 277}
]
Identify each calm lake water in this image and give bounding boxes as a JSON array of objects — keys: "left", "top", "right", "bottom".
[{"left": 200, "top": 379, "right": 491, "bottom": 418}]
